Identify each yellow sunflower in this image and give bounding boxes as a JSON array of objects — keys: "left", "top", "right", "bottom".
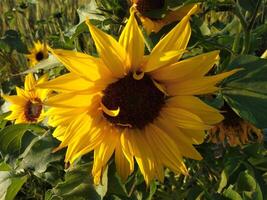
[
  {"left": 208, "top": 104, "right": 263, "bottom": 147},
  {"left": 27, "top": 41, "right": 49, "bottom": 67},
  {"left": 37, "top": 5, "right": 239, "bottom": 185},
  {"left": 2, "top": 73, "right": 49, "bottom": 124},
  {"left": 131, "top": 0, "right": 200, "bottom": 34}
]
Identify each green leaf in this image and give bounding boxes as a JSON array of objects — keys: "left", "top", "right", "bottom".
[
  {"left": 237, "top": 0, "right": 257, "bottom": 12},
  {"left": 0, "top": 30, "right": 28, "bottom": 54},
  {"left": 0, "top": 124, "right": 30, "bottom": 153},
  {"left": 218, "top": 170, "right": 228, "bottom": 193},
  {"left": 222, "top": 55, "right": 267, "bottom": 128},
  {"left": 223, "top": 186, "right": 243, "bottom": 200},
  {"left": 48, "top": 163, "right": 101, "bottom": 200},
  {"left": 0, "top": 163, "right": 28, "bottom": 200},
  {"left": 19, "top": 134, "right": 62, "bottom": 176},
  {"left": 237, "top": 171, "right": 257, "bottom": 192},
  {"left": 4, "top": 175, "right": 28, "bottom": 200}
]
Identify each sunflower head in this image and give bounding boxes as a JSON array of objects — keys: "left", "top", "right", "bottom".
[
  {"left": 37, "top": 5, "right": 239, "bottom": 185},
  {"left": 208, "top": 104, "right": 263, "bottom": 147},
  {"left": 26, "top": 41, "right": 49, "bottom": 67},
  {"left": 3, "top": 73, "right": 50, "bottom": 124}
]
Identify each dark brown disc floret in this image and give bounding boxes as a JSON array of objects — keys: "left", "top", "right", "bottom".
[
  {"left": 35, "top": 51, "right": 44, "bottom": 61},
  {"left": 24, "top": 98, "right": 43, "bottom": 122},
  {"left": 102, "top": 73, "right": 165, "bottom": 129}
]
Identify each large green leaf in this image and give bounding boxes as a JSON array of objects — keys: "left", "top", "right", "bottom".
[
  {"left": 0, "top": 124, "right": 30, "bottom": 154},
  {"left": 222, "top": 55, "right": 267, "bottom": 128},
  {"left": 0, "top": 30, "right": 28, "bottom": 54},
  {"left": 0, "top": 124, "right": 46, "bottom": 154},
  {"left": 18, "top": 134, "right": 62, "bottom": 176},
  {"left": 0, "top": 163, "right": 28, "bottom": 200},
  {"left": 47, "top": 163, "right": 101, "bottom": 200}
]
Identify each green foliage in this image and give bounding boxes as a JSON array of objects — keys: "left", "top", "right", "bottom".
[
  {"left": 222, "top": 55, "right": 267, "bottom": 128},
  {"left": 0, "top": 0, "right": 267, "bottom": 199}
]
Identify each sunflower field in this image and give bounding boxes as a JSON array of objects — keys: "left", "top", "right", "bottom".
[{"left": 0, "top": 0, "right": 267, "bottom": 199}]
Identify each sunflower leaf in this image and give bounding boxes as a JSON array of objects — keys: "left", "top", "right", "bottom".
[
  {"left": 18, "top": 133, "right": 62, "bottom": 176},
  {"left": 0, "top": 162, "right": 28, "bottom": 200},
  {"left": 47, "top": 163, "right": 101, "bottom": 200},
  {"left": 0, "top": 124, "right": 30, "bottom": 154},
  {"left": 222, "top": 55, "right": 267, "bottom": 128}
]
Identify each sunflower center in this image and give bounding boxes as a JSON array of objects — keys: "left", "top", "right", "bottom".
[
  {"left": 25, "top": 98, "right": 42, "bottom": 122},
  {"left": 35, "top": 51, "right": 44, "bottom": 61},
  {"left": 102, "top": 73, "right": 165, "bottom": 129}
]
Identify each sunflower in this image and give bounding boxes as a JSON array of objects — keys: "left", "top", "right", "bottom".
[
  {"left": 2, "top": 73, "right": 49, "bottom": 124},
  {"left": 27, "top": 41, "right": 49, "bottom": 67},
  {"left": 37, "top": 5, "right": 239, "bottom": 185},
  {"left": 208, "top": 104, "right": 263, "bottom": 147},
  {"left": 131, "top": 0, "right": 199, "bottom": 34}
]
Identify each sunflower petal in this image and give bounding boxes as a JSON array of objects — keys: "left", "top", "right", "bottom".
[
  {"left": 119, "top": 8, "right": 144, "bottom": 71},
  {"left": 37, "top": 73, "right": 92, "bottom": 92},
  {"left": 24, "top": 73, "right": 36, "bottom": 91},
  {"left": 115, "top": 141, "right": 132, "bottom": 181},
  {"left": 144, "top": 50, "right": 185, "bottom": 72},
  {"left": 160, "top": 107, "right": 212, "bottom": 130},
  {"left": 86, "top": 19, "right": 126, "bottom": 77},
  {"left": 166, "top": 96, "right": 223, "bottom": 124},
  {"left": 150, "top": 50, "right": 220, "bottom": 81},
  {"left": 166, "top": 69, "right": 240, "bottom": 95},
  {"left": 49, "top": 48, "right": 111, "bottom": 81}
]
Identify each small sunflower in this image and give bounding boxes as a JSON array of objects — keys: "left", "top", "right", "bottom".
[
  {"left": 208, "top": 104, "right": 263, "bottom": 147},
  {"left": 38, "top": 5, "right": 238, "bottom": 184},
  {"left": 131, "top": 0, "right": 199, "bottom": 34},
  {"left": 27, "top": 41, "right": 49, "bottom": 67},
  {"left": 2, "top": 73, "right": 49, "bottom": 124}
]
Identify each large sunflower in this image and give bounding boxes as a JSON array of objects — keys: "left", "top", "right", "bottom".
[
  {"left": 27, "top": 41, "right": 49, "bottom": 67},
  {"left": 3, "top": 73, "right": 49, "bottom": 124},
  {"left": 38, "top": 5, "right": 238, "bottom": 184}
]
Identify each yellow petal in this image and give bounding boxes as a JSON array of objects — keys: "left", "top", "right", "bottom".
[
  {"left": 86, "top": 19, "right": 127, "bottom": 77},
  {"left": 2, "top": 95, "right": 26, "bottom": 106},
  {"left": 128, "top": 129, "right": 156, "bottom": 185},
  {"left": 92, "top": 128, "right": 120, "bottom": 174},
  {"left": 119, "top": 8, "right": 144, "bottom": 71},
  {"left": 145, "top": 7, "right": 194, "bottom": 72},
  {"left": 37, "top": 73, "right": 92, "bottom": 92},
  {"left": 52, "top": 125, "right": 66, "bottom": 141},
  {"left": 144, "top": 50, "right": 185, "bottom": 72},
  {"left": 147, "top": 124, "right": 188, "bottom": 175},
  {"left": 115, "top": 141, "right": 132, "bottom": 181},
  {"left": 160, "top": 107, "right": 211, "bottom": 130},
  {"left": 49, "top": 48, "right": 111, "bottom": 81},
  {"left": 166, "top": 96, "right": 223, "bottom": 124},
  {"left": 24, "top": 73, "right": 36, "bottom": 91},
  {"left": 44, "top": 92, "right": 95, "bottom": 108},
  {"left": 150, "top": 50, "right": 220, "bottom": 82},
  {"left": 166, "top": 69, "right": 240, "bottom": 96},
  {"left": 120, "top": 130, "right": 135, "bottom": 173},
  {"left": 154, "top": 119, "right": 203, "bottom": 160}
]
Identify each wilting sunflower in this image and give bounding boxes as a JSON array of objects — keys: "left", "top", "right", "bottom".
[
  {"left": 208, "top": 104, "right": 263, "bottom": 147},
  {"left": 38, "top": 5, "right": 239, "bottom": 184},
  {"left": 131, "top": 0, "right": 199, "bottom": 34},
  {"left": 2, "top": 73, "right": 49, "bottom": 124},
  {"left": 27, "top": 41, "right": 49, "bottom": 67}
]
